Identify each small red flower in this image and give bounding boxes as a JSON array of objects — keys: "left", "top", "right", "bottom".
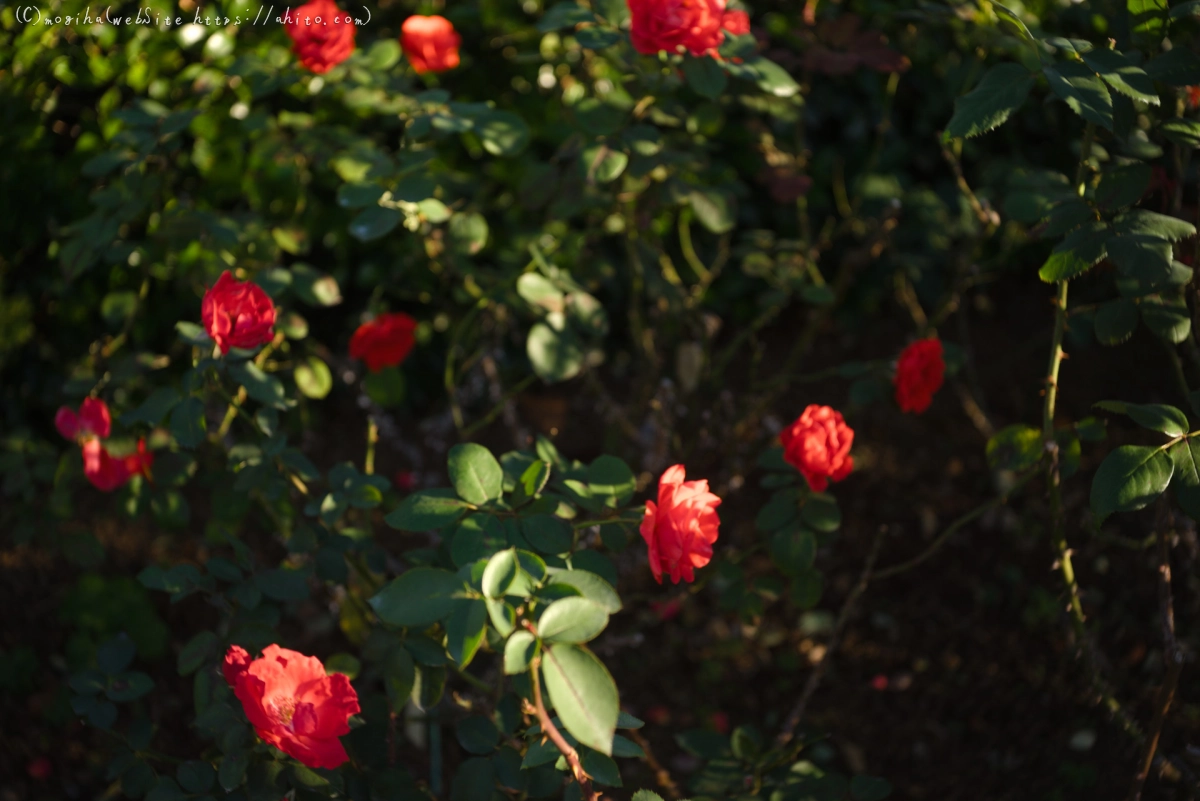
[
  {"left": 893, "top": 338, "right": 945, "bottom": 414},
  {"left": 627, "top": 0, "right": 726, "bottom": 57},
  {"left": 870, "top": 674, "right": 889, "bottom": 691},
  {"left": 123, "top": 438, "right": 155, "bottom": 481},
  {"left": 285, "top": 0, "right": 357, "bottom": 74},
  {"left": 349, "top": 312, "right": 418, "bottom": 373},
  {"left": 780, "top": 405, "right": 854, "bottom": 492},
  {"left": 650, "top": 598, "right": 683, "bottom": 621},
  {"left": 640, "top": 465, "right": 722, "bottom": 584},
  {"left": 55, "top": 398, "right": 111, "bottom": 442},
  {"left": 201, "top": 271, "right": 277, "bottom": 355},
  {"left": 400, "top": 15, "right": 462, "bottom": 74},
  {"left": 1188, "top": 85, "right": 1200, "bottom": 109},
  {"left": 223, "top": 644, "right": 360, "bottom": 770},
  {"left": 709, "top": 711, "right": 730, "bottom": 734},
  {"left": 394, "top": 470, "right": 416, "bottom": 491},
  {"left": 82, "top": 439, "right": 133, "bottom": 492}
]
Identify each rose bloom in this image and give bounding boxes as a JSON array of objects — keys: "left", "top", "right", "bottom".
[
  {"left": 80, "top": 438, "right": 153, "bottom": 492},
  {"left": 400, "top": 15, "right": 461, "bottom": 74},
  {"left": 894, "top": 338, "right": 945, "bottom": 414},
  {"left": 627, "top": 0, "right": 749, "bottom": 57},
  {"left": 640, "top": 464, "right": 721, "bottom": 584},
  {"left": 722, "top": 8, "right": 750, "bottom": 35},
  {"left": 780, "top": 405, "right": 854, "bottom": 492},
  {"left": 349, "top": 312, "right": 418, "bottom": 373},
  {"left": 55, "top": 397, "right": 111, "bottom": 441},
  {"left": 224, "top": 645, "right": 360, "bottom": 770},
  {"left": 285, "top": 0, "right": 357, "bottom": 74},
  {"left": 201, "top": 271, "right": 277, "bottom": 355}
]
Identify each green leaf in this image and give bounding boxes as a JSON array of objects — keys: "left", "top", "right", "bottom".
[
  {"left": 1171, "top": 0, "right": 1200, "bottom": 17},
  {"left": 1142, "top": 293, "right": 1192, "bottom": 343},
  {"left": 539, "top": 2, "right": 595, "bottom": 31},
  {"left": 690, "top": 188, "right": 736, "bottom": 234},
  {"left": 504, "top": 630, "right": 537, "bottom": 674},
  {"left": 177, "top": 761, "right": 216, "bottom": 794},
  {"left": 178, "top": 631, "right": 217, "bottom": 676},
  {"left": 146, "top": 777, "right": 184, "bottom": 801},
  {"left": 451, "top": 514, "right": 508, "bottom": 568},
  {"left": 522, "top": 514, "right": 574, "bottom": 555},
  {"left": 682, "top": 55, "right": 728, "bottom": 99},
  {"left": 574, "top": 98, "right": 626, "bottom": 136},
  {"left": 451, "top": 758, "right": 496, "bottom": 801},
  {"left": 514, "top": 460, "right": 552, "bottom": 504},
  {"left": 123, "top": 388, "right": 182, "bottom": 427},
  {"left": 537, "top": 597, "right": 609, "bottom": 644},
  {"left": 1044, "top": 63, "right": 1114, "bottom": 130},
  {"left": 527, "top": 322, "right": 584, "bottom": 383},
  {"left": 169, "top": 397, "right": 206, "bottom": 449},
  {"left": 1168, "top": 438, "right": 1200, "bottom": 519},
  {"left": 449, "top": 443, "right": 504, "bottom": 505},
  {"left": 456, "top": 716, "right": 501, "bottom": 755},
  {"left": 291, "top": 264, "right": 342, "bottom": 307},
  {"left": 449, "top": 213, "right": 490, "bottom": 255},
  {"left": 540, "top": 643, "right": 619, "bottom": 756},
  {"left": 986, "top": 424, "right": 1043, "bottom": 471},
  {"left": 217, "top": 752, "right": 247, "bottom": 791},
  {"left": 1094, "top": 400, "right": 1190, "bottom": 436},
  {"left": 107, "top": 671, "right": 155, "bottom": 702},
  {"left": 747, "top": 57, "right": 801, "bottom": 97},
  {"left": 1095, "top": 164, "right": 1153, "bottom": 212},
  {"left": 482, "top": 549, "right": 520, "bottom": 598},
  {"left": 1161, "top": 118, "right": 1200, "bottom": 148},
  {"left": 1089, "top": 445, "right": 1174, "bottom": 522},
  {"left": 1038, "top": 221, "right": 1110, "bottom": 282},
  {"left": 631, "top": 792, "right": 665, "bottom": 801},
  {"left": 1145, "top": 46, "right": 1200, "bottom": 85},
  {"left": 487, "top": 598, "right": 517, "bottom": 637},
  {"left": 386, "top": 489, "right": 469, "bottom": 531},
  {"left": 228, "top": 363, "right": 287, "bottom": 410},
  {"left": 1128, "top": 0, "right": 1169, "bottom": 49},
  {"left": 349, "top": 206, "right": 401, "bottom": 242},
  {"left": 587, "top": 456, "right": 636, "bottom": 504},
  {"left": 1081, "top": 49, "right": 1159, "bottom": 106},
  {"left": 576, "top": 26, "right": 622, "bottom": 50},
  {"left": 324, "top": 653, "right": 361, "bottom": 679},
  {"left": 255, "top": 568, "right": 309, "bottom": 601},
  {"left": 370, "top": 568, "right": 464, "bottom": 627},
  {"left": 446, "top": 599, "right": 488, "bottom": 668},
  {"left": 992, "top": 2, "right": 1034, "bottom": 39},
  {"left": 1094, "top": 298, "right": 1139, "bottom": 346},
  {"left": 1113, "top": 209, "right": 1197, "bottom": 241},
  {"left": 544, "top": 570, "right": 621, "bottom": 613},
  {"left": 770, "top": 527, "right": 817, "bottom": 575},
  {"left": 479, "top": 111, "right": 531, "bottom": 157},
  {"left": 294, "top": 357, "right": 333, "bottom": 399},
  {"left": 364, "top": 366, "right": 406, "bottom": 408},
  {"left": 849, "top": 775, "right": 893, "bottom": 801},
  {"left": 580, "top": 750, "right": 622, "bottom": 787},
  {"left": 412, "top": 664, "right": 447, "bottom": 710},
  {"left": 945, "top": 63, "right": 1034, "bottom": 139},
  {"left": 583, "top": 146, "right": 628, "bottom": 184},
  {"left": 385, "top": 647, "right": 416, "bottom": 712},
  {"left": 801, "top": 494, "right": 841, "bottom": 532}
]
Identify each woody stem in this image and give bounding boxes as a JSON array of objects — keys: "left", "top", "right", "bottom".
[{"left": 528, "top": 653, "right": 597, "bottom": 801}]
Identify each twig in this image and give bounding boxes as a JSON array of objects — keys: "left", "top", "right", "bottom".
[
  {"left": 365, "top": 417, "right": 378, "bottom": 475},
  {"left": 874, "top": 471, "right": 1036, "bottom": 580},
  {"left": 1129, "top": 506, "right": 1184, "bottom": 801},
  {"left": 625, "top": 727, "right": 681, "bottom": 800},
  {"left": 528, "top": 654, "right": 598, "bottom": 801},
  {"left": 776, "top": 526, "right": 886, "bottom": 748}
]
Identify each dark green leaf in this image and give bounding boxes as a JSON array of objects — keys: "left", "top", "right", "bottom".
[
  {"left": 456, "top": 716, "right": 502, "bottom": 755},
  {"left": 169, "top": 397, "right": 206, "bottom": 449},
  {"left": 544, "top": 570, "right": 621, "bottom": 613},
  {"left": 945, "top": 63, "right": 1034, "bottom": 139},
  {"left": 1082, "top": 48, "right": 1159, "bottom": 105},
  {"left": 1129, "top": 0, "right": 1169, "bottom": 49},
  {"left": 1095, "top": 400, "right": 1190, "bottom": 436},
  {"left": 449, "top": 444, "right": 504, "bottom": 505},
  {"left": 1169, "top": 438, "right": 1200, "bottom": 519},
  {"left": 1044, "top": 63, "right": 1114, "bottom": 130},
  {"left": 986, "top": 424, "right": 1043, "bottom": 471},
  {"left": 682, "top": 55, "right": 728, "bottom": 99},
  {"left": 255, "top": 568, "right": 309, "bottom": 601},
  {"left": 1089, "top": 445, "right": 1173, "bottom": 522},
  {"left": 1038, "top": 221, "right": 1110, "bottom": 282},
  {"left": 386, "top": 489, "right": 469, "bottom": 531},
  {"left": 1094, "top": 298, "right": 1139, "bottom": 346},
  {"left": 370, "top": 568, "right": 464, "bottom": 626},
  {"left": 446, "top": 599, "right": 488, "bottom": 668},
  {"left": 523, "top": 514, "right": 575, "bottom": 555},
  {"left": 349, "top": 207, "right": 401, "bottom": 242}
]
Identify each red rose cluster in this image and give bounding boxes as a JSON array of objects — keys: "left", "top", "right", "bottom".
[
  {"left": 224, "top": 645, "right": 360, "bottom": 769},
  {"left": 282, "top": 0, "right": 461, "bottom": 76},
  {"left": 627, "top": 0, "right": 750, "bottom": 57},
  {"left": 55, "top": 398, "right": 153, "bottom": 492}
]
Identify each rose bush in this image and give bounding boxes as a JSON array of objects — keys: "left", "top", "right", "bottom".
[{"left": 3, "top": 0, "right": 1199, "bottom": 798}]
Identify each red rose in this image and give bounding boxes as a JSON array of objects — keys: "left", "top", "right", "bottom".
[
  {"left": 627, "top": 0, "right": 727, "bottom": 57},
  {"left": 201, "top": 271, "right": 277, "bottom": 355},
  {"left": 55, "top": 397, "right": 111, "bottom": 442},
  {"left": 640, "top": 464, "right": 722, "bottom": 584},
  {"left": 893, "top": 338, "right": 945, "bottom": 414},
  {"left": 82, "top": 439, "right": 133, "bottom": 492},
  {"left": 1189, "top": 85, "right": 1200, "bottom": 109},
  {"left": 285, "top": 0, "right": 356, "bottom": 74},
  {"left": 223, "top": 644, "right": 360, "bottom": 770},
  {"left": 722, "top": 9, "right": 750, "bottom": 35},
  {"left": 349, "top": 312, "right": 418, "bottom": 373},
  {"left": 780, "top": 405, "right": 854, "bottom": 492},
  {"left": 400, "top": 15, "right": 461, "bottom": 74},
  {"left": 123, "top": 438, "right": 155, "bottom": 481}
]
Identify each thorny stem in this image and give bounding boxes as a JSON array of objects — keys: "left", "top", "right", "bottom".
[
  {"left": 1129, "top": 507, "right": 1184, "bottom": 801},
  {"left": 776, "top": 526, "right": 886, "bottom": 749},
  {"left": 528, "top": 654, "right": 598, "bottom": 801},
  {"left": 626, "top": 727, "right": 682, "bottom": 800},
  {"left": 874, "top": 470, "right": 1037, "bottom": 580}
]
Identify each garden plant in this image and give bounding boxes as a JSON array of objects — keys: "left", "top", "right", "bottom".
[{"left": 6, "top": 0, "right": 1200, "bottom": 799}]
